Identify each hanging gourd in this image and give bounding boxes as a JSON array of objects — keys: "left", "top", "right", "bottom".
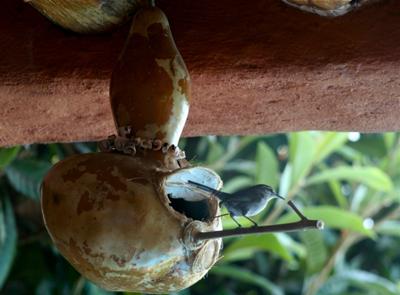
[{"left": 41, "top": 5, "right": 223, "bottom": 293}]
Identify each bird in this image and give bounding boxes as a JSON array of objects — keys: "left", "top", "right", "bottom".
[{"left": 187, "top": 180, "right": 306, "bottom": 227}]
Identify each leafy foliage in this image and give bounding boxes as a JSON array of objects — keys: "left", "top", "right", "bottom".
[
  {"left": 5, "top": 159, "right": 52, "bottom": 200},
  {"left": 0, "top": 189, "right": 17, "bottom": 289},
  {"left": 1, "top": 133, "right": 400, "bottom": 295},
  {"left": 0, "top": 147, "right": 20, "bottom": 169},
  {"left": 223, "top": 233, "right": 294, "bottom": 263},
  {"left": 306, "top": 167, "right": 393, "bottom": 192}
]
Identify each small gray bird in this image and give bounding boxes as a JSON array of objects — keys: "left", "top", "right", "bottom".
[{"left": 187, "top": 180, "right": 305, "bottom": 227}]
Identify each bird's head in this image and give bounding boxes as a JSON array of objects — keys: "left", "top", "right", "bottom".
[{"left": 256, "top": 184, "right": 285, "bottom": 200}]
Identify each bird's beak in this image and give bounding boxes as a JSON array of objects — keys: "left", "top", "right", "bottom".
[{"left": 272, "top": 192, "right": 285, "bottom": 200}]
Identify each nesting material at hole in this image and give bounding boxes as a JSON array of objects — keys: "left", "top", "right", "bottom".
[
  {"left": 163, "top": 166, "right": 222, "bottom": 223},
  {"left": 164, "top": 167, "right": 222, "bottom": 201}
]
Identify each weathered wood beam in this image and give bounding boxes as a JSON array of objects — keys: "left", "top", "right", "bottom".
[{"left": 0, "top": 0, "right": 399, "bottom": 146}]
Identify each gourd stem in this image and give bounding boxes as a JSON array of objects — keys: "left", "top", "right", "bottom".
[{"left": 194, "top": 219, "right": 324, "bottom": 241}]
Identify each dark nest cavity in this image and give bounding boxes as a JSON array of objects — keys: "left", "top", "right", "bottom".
[{"left": 167, "top": 194, "right": 212, "bottom": 222}]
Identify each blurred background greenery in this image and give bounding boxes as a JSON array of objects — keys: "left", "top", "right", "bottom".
[{"left": 1, "top": 132, "right": 400, "bottom": 295}]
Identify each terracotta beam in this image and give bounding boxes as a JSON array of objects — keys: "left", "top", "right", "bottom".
[{"left": 0, "top": 0, "right": 399, "bottom": 147}]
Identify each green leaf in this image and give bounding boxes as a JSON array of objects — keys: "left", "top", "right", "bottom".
[
  {"left": 300, "top": 230, "right": 328, "bottom": 274},
  {"left": 170, "top": 289, "right": 191, "bottom": 295},
  {"left": 35, "top": 279, "right": 56, "bottom": 295},
  {"left": 349, "top": 134, "right": 388, "bottom": 158},
  {"left": 337, "top": 146, "right": 363, "bottom": 163},
  {"left": 376, "top": 220, "right": 400, "bottom": 237},
  {"left": 288, "top": 132, "right": 316, "bottom": 189},
  {"left": 328, "top": 180, "right": 348, "bottom": 208},
  {"left": 5, "top": 159, "right": 52, "bottom": 200},
  {"left": 306, "top": 166, "right": 393, "bottom": 192},
  {"left": 314, "top": 132, "right": 348, "bottom": 163},
  {"left": 275, "top": 233, "right": 306, "bottom": 259},
  {"left": 196, "top": 137, "right": 210, "bottom": 157},
  {"left": 223, "top": 160, "right": 255, "bottom": 176},
  {"left": 223, "top": 233, "right": 293, "bottom": 263},
  {"left": 0, "top": 217, "right": 3, "bottom": 249},
  {"left": 350, "top": 185, "right": 369, "bottom": 212},
  {"left": 0, "top": 147, "right": 20, "bottom": 170},
  {"left": 223, "top": 176, "right": 254, "bottom": 193},
  {"left": 85, "top": 281, "right": 114, "bottom": 295},
  {"left": 279, "top": 163, "right": 292, "bottom": 196},
  {"left": 278, "top": 205, "right": 375, "bottom": 237},
  {"left": 206, "top": 141, "right": 224, "bottom": 165},
  {"left": 237, "top": 135, "right": 271, "bottom": 155},
  {"left": 383, "top": 132, "right": 396, "bottom": 151},
  {"left": 220, "top": 247, "right": 258, "bottom": 262},
  {"left": 0, "top": 191, "right": 17, "bottom": 289},
  {"left": 336, "top": 270, "right": 399, "bottom": 295},
  {"left": 47, "top": 144, "right": 65, "bottom": 163},
  {"left": 255, "top": 142, "right": 279, "bottom": 189},
  {"left": 210, "top": 265, "right": 284, "bottom": 295}
]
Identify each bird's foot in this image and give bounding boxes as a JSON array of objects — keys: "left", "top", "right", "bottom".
[{"left": 244, "top": 216, "right": 258, "bottom": 228}]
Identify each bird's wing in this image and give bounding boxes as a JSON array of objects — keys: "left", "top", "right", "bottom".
[
  {"left": 232, "top": 186, "right": 256, "bottom": 196},
  {"left": 232, "top": 187, "right": 266, "bottom": 202},
  {"left": 223, "top": 197, "right": 253, "bottom": 216},
  {"left": 233, "top": 185, "right": 273, "bottom": 197}
]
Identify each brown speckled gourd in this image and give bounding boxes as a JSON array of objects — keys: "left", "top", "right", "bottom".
[
  {"left": 41, "top": 7, "right": 222, "bottom": 293},
  {"left": 27, "top": 0, "right": 375, "bottom": 34}
]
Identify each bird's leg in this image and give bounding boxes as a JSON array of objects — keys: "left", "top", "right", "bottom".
[
  {"left": 230, "top": 216, "right": 242, "bottom": 228},
  {"left": 243, "top": 216, "right": 258, "bottom": 227},
  {"left": 212, "top": 213, "right": 230, "bottom": 220}
]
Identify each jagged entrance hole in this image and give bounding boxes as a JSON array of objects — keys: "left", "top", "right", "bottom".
[
  {"left": 167, "top": 195, "right": 211, "bottom": 221},
  {"left": 164, "top": 166, "right": 222, "bottom": 222}
]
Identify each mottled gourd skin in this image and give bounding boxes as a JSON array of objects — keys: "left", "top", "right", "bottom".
[
  {"left": 110, "top": 7, "right": 191, "bottom": 146},
  {"left": 41, "top": 153, "right": 222, "bottom": 293},
  {"left": 27, "top": 0, "right": 379, "bottom": 33},
  {"left": 27, "top": 0, "right": 142, "bottom": 33},
  {"left": 282, "top": 0, "right": 376, "bottom": 16},
  {"left": 285, "top": 0, "right": 352, "bottom": 11}
]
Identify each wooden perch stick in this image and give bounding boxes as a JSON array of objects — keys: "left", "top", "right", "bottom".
[{"left": 194, "top": 219, "right": 324, "bottom": 241}]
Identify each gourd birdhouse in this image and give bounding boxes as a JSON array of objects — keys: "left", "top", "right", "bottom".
[{"left": 41, "top": 6, "right": 223, "bottom": 293}]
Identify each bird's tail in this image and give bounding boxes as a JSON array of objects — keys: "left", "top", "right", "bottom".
[{"left": 187, "top": 180, "right": 221, "bottom": 196}]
